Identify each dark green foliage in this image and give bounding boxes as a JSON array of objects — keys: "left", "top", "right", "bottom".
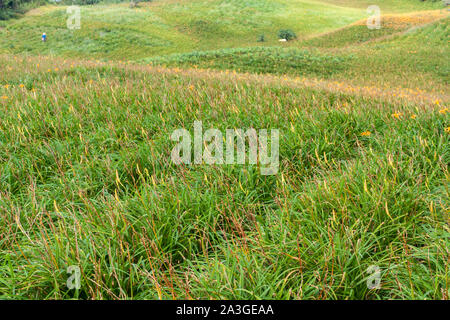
[
  {"left": 278, "top": 29, "right": 297, "bottom": 41},
  {"left": 0, "top": 0, "right": 44, "bottom": 20},
  {"left": 144, "top": 47, "right": 350, "bottom": 77},
  {"left": 143, "top": 47, "right": 349, "bottom": 77}
]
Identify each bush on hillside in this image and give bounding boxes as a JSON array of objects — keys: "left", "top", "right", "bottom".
[{"left": 278, "top": 29, "right": 297, "bottom": 41}]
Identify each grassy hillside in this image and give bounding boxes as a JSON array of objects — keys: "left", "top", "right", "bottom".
[
  {"left": 143, "top": 13, "right": 449, "bottom": 92},
  {"left": 0, "top": 0, "right": 448, "bottom": 300},
  {"left": 1, "top": 0, "right": 446, "bottom": 92},
  {"left": 0, "top": 0, "right": 444, "bottom": 59}
]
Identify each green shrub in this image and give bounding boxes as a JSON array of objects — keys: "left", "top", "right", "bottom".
[{"left": 278, "top": 29, "right": 297, "bottom": 41}]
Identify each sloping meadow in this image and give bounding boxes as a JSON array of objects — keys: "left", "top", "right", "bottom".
[{"left": 0, "top": 55, "right": 448, "bottom": 299}]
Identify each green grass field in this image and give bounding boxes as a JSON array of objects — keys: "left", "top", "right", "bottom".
[
  {"left": 0, "top": 0, "right": 448, "bottom": 300},
  {"left": 0, "top": 0, "right": 444, "bottom": 58}
]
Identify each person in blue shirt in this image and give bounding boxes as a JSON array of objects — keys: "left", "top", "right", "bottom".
[{"left": 42, "top": 33, "right": 46, "bottom": 42}]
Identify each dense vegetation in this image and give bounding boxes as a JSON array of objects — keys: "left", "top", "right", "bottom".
[
  {"left": 0, "top": 0, "right": 448, "bottom": 300},
  {"left": 0, "top": 0, "right": 45, "bottom": 19}
]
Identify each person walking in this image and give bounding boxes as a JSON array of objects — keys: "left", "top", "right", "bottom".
[{"left": 42, "top": 33, "right": 47, "bottom": 42}]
